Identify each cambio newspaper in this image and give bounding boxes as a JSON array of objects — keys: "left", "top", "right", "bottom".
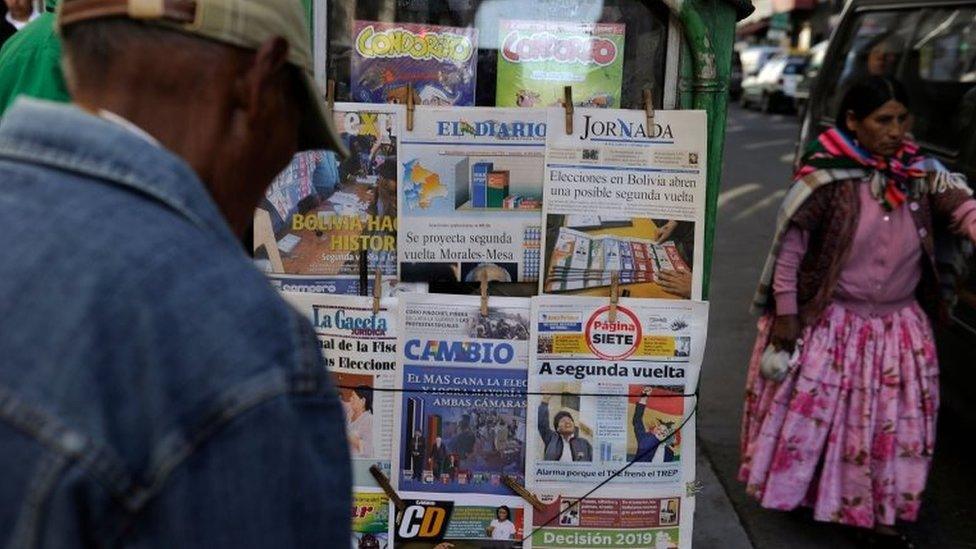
[
  {"left": 281, "top": 292, "right": 397, "bottom": 490},
  {"left": 398, "top": 107, "right": 547, "bottom": 285},
  {"left": 392, "top": 294, "right": 530, "bottom": 547},
  {"left": 540, "top": 108, "right": 707, "bottom": 300},
  {"left": 525, "top": 296, "right": 707, "bottom": 549}
]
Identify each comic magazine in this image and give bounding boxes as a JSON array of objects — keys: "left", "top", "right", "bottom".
[
  {"left": 496, "top": 20, "right": 625, "bottom": 108},
  {"left": 351, "top": 20, "right": 478, "bottom": 106}
]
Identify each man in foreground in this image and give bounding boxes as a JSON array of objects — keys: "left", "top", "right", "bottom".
[{"left": 0, "top": 0, "right": 350, "bottom": 545}]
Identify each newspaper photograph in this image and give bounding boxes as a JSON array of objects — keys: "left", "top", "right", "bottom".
[
  {"left": 526, "top": 296, "right": 707, "bottom": 496},
  {"left": 282, "top": 292, "right": 397, "bottom": 489},
  {"left": 397, "top": 108, "right": 547, "bottom": 284},
  {"left": 527, "top": 493, "right": 692, "bottom": 549},
  {"left": 254, "top": 103, "right": 402, "bottom": 295},
  {"left": 393, "top": 496, "right": 526, "bottom": 548},
  {"left": 539, "top": 108, "right": 707, "bottom": 300},
  {"left": 353, "top": 491, "right": 391, "bottom": 549},
  {"left": 393, "top": 294, "right": 530, "bottom": 497}
]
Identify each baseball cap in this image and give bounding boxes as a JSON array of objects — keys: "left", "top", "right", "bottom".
[{"left": 57, "top": 0, "right": 347, "bottom": 156}]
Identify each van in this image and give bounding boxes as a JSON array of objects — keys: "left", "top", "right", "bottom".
[{"left": 796, "top": 0, "right": 976, "bottom": 419}]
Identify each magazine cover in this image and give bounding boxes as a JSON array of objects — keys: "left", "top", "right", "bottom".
[
  {"left": 253, "top": 103, "right": 402, "bottom": 295},
  {"left": 496, "top": 20, "right": 625, "bottom": 108},
  {"left": 394, "top": 497, "right": 526, "bottom": 548},
  {"left": 351, "top": 21, "right": 478, "bottom": 106},
  {"left": 353, "top": 492, "right": 391, "bottom": 549}
]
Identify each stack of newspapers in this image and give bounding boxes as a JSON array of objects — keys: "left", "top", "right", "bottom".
[{"left": 544, "top": 226, "right": 689, "bottom": 292}]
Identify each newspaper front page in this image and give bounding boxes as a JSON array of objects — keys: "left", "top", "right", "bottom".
[
  {"left": 353, "top": 491, "right": 392, "bottom": 548},
  {"left": 392, "top": 294, "right": 531, "bottom": 547},
  {"left": 393, "top": 294, "right": 530, "bottom": 493},
  {"left": 393, "top": 496, "right": 527, "bottom": 548},
  {"left": 526, "top": 296, "right": 707, "bottom": 497},
  {"left": 539, "top": 108, "right": 707, "bottom": 300},
  {"left": 528, "top": 493, "right": 692, "bottom": 549},
  {"left": 256, "top": 103, "right": 403, "bottom": 295},
  {"left": 282, "top": 292, "right": 397, "bottom": 489},
  {"left": 397, "top": 108, "right": 547, "bottom": 284}
]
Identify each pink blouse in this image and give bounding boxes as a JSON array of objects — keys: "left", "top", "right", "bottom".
[{"left": 774, "top": 183, "right": 976, "bottom": 317}]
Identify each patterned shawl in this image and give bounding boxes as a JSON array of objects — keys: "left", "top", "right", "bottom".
[{"left": 751, "top": 129, "right": 972, "bottom": 315}]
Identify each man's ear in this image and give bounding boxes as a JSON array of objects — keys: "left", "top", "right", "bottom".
[{"left": 238, "top": 36, "right": 291, "bottom": 126}]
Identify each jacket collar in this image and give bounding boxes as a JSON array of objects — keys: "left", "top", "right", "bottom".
[{"left": 0, "top": 99, "right": 241, "bottom": 251}]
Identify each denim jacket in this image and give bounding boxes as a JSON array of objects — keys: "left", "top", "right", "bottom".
[{"left": 0, "top": 99, "right": 350, "bottom": 547}]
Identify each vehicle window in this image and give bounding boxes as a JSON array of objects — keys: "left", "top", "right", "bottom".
[
  {"left": 816, "top": 7, "right": 976, "bottom": 161},
  {"left": 783, "top": 60, "right": 807, "bottom": 75},
  {"left": 905, "top": 7, "right": 976, "bottom": 156},
  {"left": 818, "top": 10, "right": 920, "bottom": 124},
  {"left": 325, "top": 0, "right": 670, "bottom": 109}
]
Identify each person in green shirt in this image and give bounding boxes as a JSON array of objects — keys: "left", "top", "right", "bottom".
[
  {"left": 0, "top": 0, "right": 68, "bottom": 117},
  {"left": 0, "top": 0, "right": 315, "bottom": 117}
]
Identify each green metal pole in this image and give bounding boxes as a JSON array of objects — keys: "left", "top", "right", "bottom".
[{"left": 661, "top": 0, "right": 735, "bottom": 299}]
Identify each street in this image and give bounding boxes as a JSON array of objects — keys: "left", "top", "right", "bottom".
[{"left": 697, "top": 103, "right": 976, "bottom": 548}]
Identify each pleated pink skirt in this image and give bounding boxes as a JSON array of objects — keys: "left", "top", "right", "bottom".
[{"left": 739, "top": 302, "right": 939, "bottom": 528}]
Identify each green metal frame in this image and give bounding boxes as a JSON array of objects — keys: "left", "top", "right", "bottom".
[{"left": 667, "top": 0, "right": 737, "bottom": 298}]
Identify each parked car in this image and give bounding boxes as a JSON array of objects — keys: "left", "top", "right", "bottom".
[
  {"left": 739, "top": 54, "right": 809, "bottom": 112},
  {"left": 796, "top": 0, "right": 976, "bottom": 420},
  {"left": 793, "top": 40, "right": 828, "bottom": 118},
  {"left": 730, "top": 52, "right": 743, "bottom": 100},
  {"left": 738, "top": 45, "right": 781, "bottom": 78}
]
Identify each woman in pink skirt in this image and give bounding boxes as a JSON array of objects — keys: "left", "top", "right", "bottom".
[{"left": 740, "top": 76, "right": 976, "bottom": 545}]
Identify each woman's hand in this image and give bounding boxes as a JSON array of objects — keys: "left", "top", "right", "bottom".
[
  {"left": 658, "top": 270, "right": 692, "bottom": 298},
  {"left": 655, "top": 220, "right": 679, "bottom": 243},
  {"left": 770, "top": 314, "right": 801, "bottom": 353}
]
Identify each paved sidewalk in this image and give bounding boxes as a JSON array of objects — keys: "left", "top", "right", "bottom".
[{"left": 694, "top": 449, "right": 753, "bottom": 548}]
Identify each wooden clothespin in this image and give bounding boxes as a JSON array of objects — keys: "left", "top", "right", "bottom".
[
  {"left": 480, "top": 270, "right": 489, "bottom": 317},
  {"left": 326, "top": 79, "right": 336, "bottom": 113},
  {"left": 502, "top": 475, "right": 545, "bottom": 512},
  {"left": 608, "top": 271, "right": 620, "bottom": 323},
  {"left": 369, "top": 465, "right": 405, "bottom": 512},
  {"left": 372, "top": 266, "right": 382, "bottom": 315},
  {"left": 643, "top": 88, "right": 655, "bottom": 132},
  {"left": 563, "top": 86, "right": 574, "bottom": 135},
  {"left": 406, "top": 83, "right": 415, "bottom": 132}
]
